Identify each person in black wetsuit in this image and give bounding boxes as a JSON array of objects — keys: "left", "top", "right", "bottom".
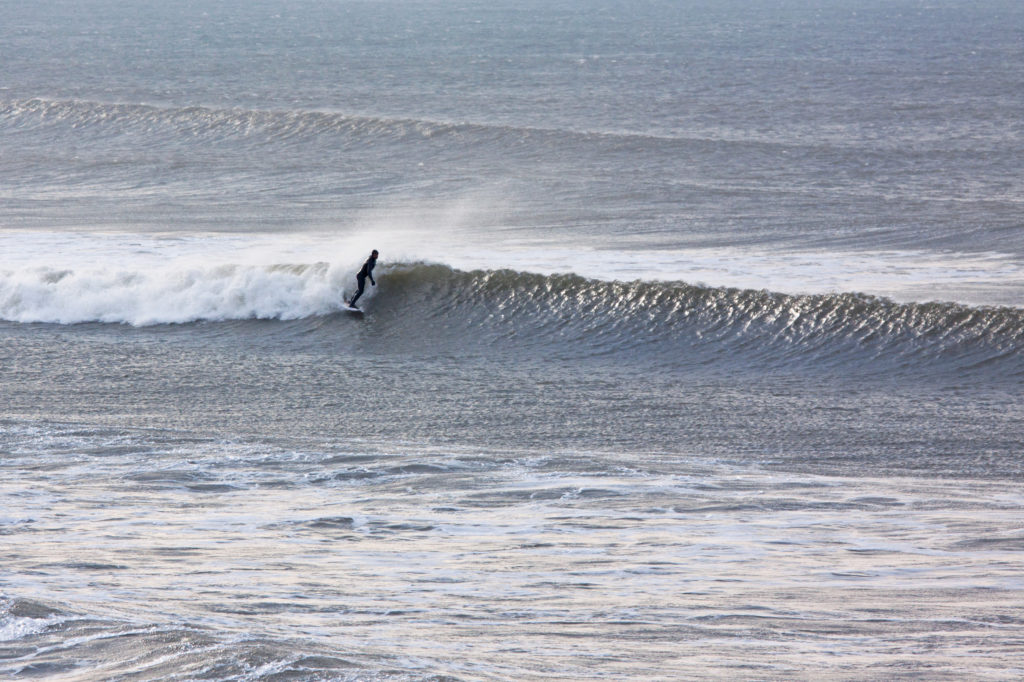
[{"left": 347, "top": 249, "right": 378, "bottom": 308}]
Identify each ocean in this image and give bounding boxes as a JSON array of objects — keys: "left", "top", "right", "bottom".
[{"left": 2, "top": 0, "right": 1023, "bottom": 679}]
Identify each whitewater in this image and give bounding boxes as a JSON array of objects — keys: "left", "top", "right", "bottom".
[
  {"left": 5, "top": 230, "right": 1024, "bottom": 325},
  {"left": 3, "top": 0, "right": 1024, "bottom": 679}
]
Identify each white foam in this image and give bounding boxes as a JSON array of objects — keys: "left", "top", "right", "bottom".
[
  {"left": 0, "top": 232, "right": 357, "bottom": 325},
  {"left": 0, "top": 612, "right": 64, "bottom": 643}
]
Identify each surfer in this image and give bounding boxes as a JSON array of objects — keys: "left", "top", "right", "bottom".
[{"left": 347, "top": 249, "right": 378, "bottom": 308}]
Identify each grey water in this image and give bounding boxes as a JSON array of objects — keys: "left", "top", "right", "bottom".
[{"left": 2, "top": 0, "right": 1024, "bottom": 679}]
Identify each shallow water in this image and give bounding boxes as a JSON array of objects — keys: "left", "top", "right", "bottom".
[{"left": 4, "top": 424, "right": 1024, "bottom": 679}]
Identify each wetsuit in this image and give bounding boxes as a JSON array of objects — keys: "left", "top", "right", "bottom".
[{"left": 348, "top": 254, "right": 377, "bottom": 307}]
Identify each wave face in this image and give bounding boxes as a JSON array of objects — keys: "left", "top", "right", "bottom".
[
  {"left": 4, "top": 259, "right": 1022, "bottom": 379},
  {"left": 374, "top": 264, "right": 1024, "bottom": 375}
]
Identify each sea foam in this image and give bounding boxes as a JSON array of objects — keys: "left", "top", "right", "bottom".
[{"left": 0, "top": 261, "right": 346, "bottom": 325}]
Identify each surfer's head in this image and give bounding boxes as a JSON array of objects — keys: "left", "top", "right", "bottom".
[{"left": 371, "top": 249, "right": 379, "bottom": 257}]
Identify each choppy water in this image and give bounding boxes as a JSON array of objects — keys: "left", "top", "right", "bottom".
[
  {"left": 3, "top": 425, "right": 1024, "bottom": 679},
  {"left": 2, "top": 0, "right": 1024, "bottom": 679}
]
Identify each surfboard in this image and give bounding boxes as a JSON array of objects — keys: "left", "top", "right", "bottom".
[{"left": 341, "top": 303, "right": 364, "bottom": 314}]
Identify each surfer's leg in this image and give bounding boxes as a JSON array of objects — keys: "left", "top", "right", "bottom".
[{"left": 349, "top": 276, "right": 366, "bottom": 306}]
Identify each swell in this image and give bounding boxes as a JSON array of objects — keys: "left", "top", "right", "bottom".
[
  {"left": 6, "top": 96, "right": 1013, "bottom": 158},
  {"left": 5, "top": 97, "right": 1016, "bottom": 222},
  {"left": 0, "top": 96, "right": 862, "bottom": 155},
  {"left": 0, "top": 97, "right": 649, "bottom": 149}
]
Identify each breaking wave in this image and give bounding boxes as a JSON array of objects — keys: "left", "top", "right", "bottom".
[
  {"left": 0, "top": 260, "right": 346, "bottom": 326},
  {"left": 3, "top": 259, "right": 1022, "bottom": 377}
]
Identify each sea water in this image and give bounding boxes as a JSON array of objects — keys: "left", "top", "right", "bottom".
[{"left": 2, "top": 0, "right": 1024, "bottom": 678}]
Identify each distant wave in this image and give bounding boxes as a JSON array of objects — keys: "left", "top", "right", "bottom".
[
  {"left": 1, "top": 97, "right": 475, "bottom": 146},
  {"left": 0, "top": 97, "right": 620, "bottom": 146},
  {"left": 0, "top": 96, "right": 812, "bottom": 153},
  {"left": 3, "top": 259, "right": 1022, "bottom": 377},
  {"left": 3, "top": 96, "right": 1002, "bottom": 153}
]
